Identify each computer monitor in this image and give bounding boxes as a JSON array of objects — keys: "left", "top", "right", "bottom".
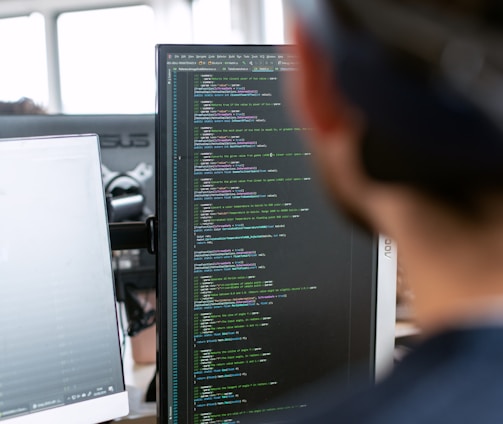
[
  {"left": 0, "top": 134, "right": 129, "bottom": 423},
  {"left": 0, "top": 114, "right": 155, "bottom": 221},
  {"left": 156, "top": 44, "right": 397, "bottom": 423},
  {"left": 0, "top": 114, "right": 156, "bottom": 297}
]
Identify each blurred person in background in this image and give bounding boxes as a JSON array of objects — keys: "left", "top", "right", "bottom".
[
  {"left": 0, "top": 97, "right": 47, "bottom": 114},
  {"left": 286, "top": 0, "right": 503, "bottom": 422}
]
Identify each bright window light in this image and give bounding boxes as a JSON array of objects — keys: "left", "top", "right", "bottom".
[
  {"left": 0, "top": 13, "right": 48, "bottom": 108},
  {"left": 263, "top": 0, "right": 285, "bottom": 44},
  {"left": 58, "top": 5, "right": 156, "bottom": 114},
  {"left": 192, "top": 0, "right": 236, "bottom": 43}
]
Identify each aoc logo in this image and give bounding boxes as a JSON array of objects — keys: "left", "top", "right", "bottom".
[
  {"left": 384, "top": 238, "right": 393, "bottom": 259},
  {"left": 99, "top": 133, "right": 151, "bottom": 148}
]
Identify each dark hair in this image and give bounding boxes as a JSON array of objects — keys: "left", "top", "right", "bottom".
[
  {"left": 390, "top": 0, "right": 503, "bottom": 24},
  {"left": 325, "top": 0, "right": 503, "bottom": 219}
]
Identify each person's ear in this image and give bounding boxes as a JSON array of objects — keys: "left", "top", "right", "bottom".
[{"left": 288, "top": 21, "right": 352, "bottom": 138}]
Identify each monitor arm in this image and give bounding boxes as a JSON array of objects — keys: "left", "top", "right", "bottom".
[{"left": 108, "top": 217, "right": 156, "bottom": 254}]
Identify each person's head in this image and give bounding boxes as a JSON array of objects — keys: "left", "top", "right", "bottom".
[
  {"left": 287, "top": 0, "right": 503, "bottom": 329},
  {"left": 287, "top": 0, "right": 503, "bottom": 232},
  {"left": 0, "top": 97, "right": 47, "bottom": 115}
]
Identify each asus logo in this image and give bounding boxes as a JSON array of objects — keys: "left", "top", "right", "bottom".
[{"left": 99, "top": 133, "right": 151, "bottom": 148}]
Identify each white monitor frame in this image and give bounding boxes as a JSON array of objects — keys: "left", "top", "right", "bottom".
[
  {"left": 0, "top": 134, "right": 129, "bottom": 423},
  {"left": 375, "top": 235, "right": 397, "bottom": 380}
]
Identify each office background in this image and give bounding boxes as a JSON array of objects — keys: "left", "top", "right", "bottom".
[{"left": 0, "top": 0, "right": 287, "bottom": 114}]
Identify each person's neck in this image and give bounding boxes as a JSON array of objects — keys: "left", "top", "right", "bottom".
[
  {"left": 414, "top": 282, "right": 503, "bottom": 336},
  {"left": 395, "top": 200, "right": 503, "bottom": 337}
]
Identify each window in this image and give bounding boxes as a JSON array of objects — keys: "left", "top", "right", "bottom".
[
  {"left": 191, "top": 0, "right": 237, "bottom": 43},
  {"left": 57, "top": 5, "right": 155, "bottom": 114},
  {"left": 0, "top": 1, "right": 286, "bottom": 114},
  {"left": 263, "top": 0, "right": 285, "bottom": 44},
  {"left": 0, "top": 13, "right": 48, "bottom": 107}
]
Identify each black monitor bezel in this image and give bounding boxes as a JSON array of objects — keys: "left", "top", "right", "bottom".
[{"left": 155, "top": 43, "right": 396, "bottom": 424}]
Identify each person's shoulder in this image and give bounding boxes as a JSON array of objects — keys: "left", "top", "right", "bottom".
[{"left": 296, "top": 327, "right": 503, "bottom": 424}]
